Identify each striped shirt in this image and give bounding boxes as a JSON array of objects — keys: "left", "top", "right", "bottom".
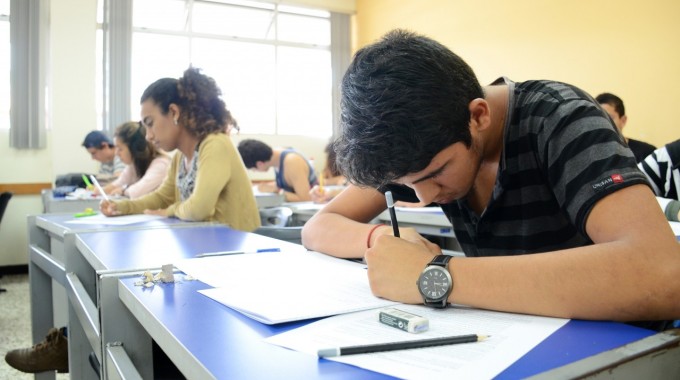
[
  {"left": 638, "top": 139, "right": 680, "bottom": 201},
  {"left": 386, "top": 78, "right": 649, "bottom": 257}
]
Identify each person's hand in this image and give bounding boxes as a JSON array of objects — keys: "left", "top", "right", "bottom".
[
  {"left": 369, "top": 226, "right": 441, "bottom": 254},
  {"left": 99, "top": 200, "right": 121, "bottom": 216},
  {"left": 143, "top": 208, "right": 167, "bottom": 217},
  {"left": 310, "top": 185, "right": 332, "bottom": 204},
  {"left": 257, "top": 182, "right": 279, "bottom": 194},
  {"left": 107, "top": 185, "right": 124, "bottom": 197},
  {"left": 365, "top": 235, "right": 438, "bottom": 303}
]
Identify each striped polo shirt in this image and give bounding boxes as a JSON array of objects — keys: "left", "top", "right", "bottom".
[
  {"left": 638, "top": 139, "right": 680, "bottom": 201},
  {"left": 386, "top": 78, "right": 650, "bottom": 257}
]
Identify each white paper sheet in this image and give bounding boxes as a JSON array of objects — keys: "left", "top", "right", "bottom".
[
  {"left": 174, "top": 250, "right": 398, "bottom": 324},
  {"left": 266, "top": 304, "right": 568, "bottom": 379},
  {"left": 65, "top": 214, "right": 164, "bottom": 225}
]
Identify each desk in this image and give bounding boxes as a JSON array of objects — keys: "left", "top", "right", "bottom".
[
  {"left": 112, "top": 273, "right": 657, "bottom": 379},
  {"left": 27, "top": 213, "right": 213, "bottom": 380},
  {"left": 66, "top": 225, "right": 304, "bottom": 379},
  {"left": 256, "top": 192, "right": 285, "bottom": 208},
  {"left": 41, "top": 189, "right": 101, "bottom": 213}
]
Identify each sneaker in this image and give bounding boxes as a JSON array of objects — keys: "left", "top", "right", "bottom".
[{"left": 4, "top": 327, "right": 69, "bottom": 373}]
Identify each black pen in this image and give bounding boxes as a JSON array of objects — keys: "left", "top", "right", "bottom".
[
  {"left": 385, "top": 191, "right": 400, "bottom": 237},
  {"left": 317, "top": 334, "right": 488, "bottom": 357}
]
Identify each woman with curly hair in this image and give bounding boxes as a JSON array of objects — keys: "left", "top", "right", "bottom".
[
  {"left": 100, "top": 67, "right": 260, "bottom": 231},
  {"left": 98, "top": 121, "right": 171, "bottom": 199}
]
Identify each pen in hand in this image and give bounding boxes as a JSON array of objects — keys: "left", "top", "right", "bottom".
[
  {"left": 90, "top": 175, "right": 110, "bottom": 202},
  {"left": 385, "top": 191, "right": 400, "bottom": 238},
  {"left": 318, "top": 334, "right": 488, "bottom": 357}
]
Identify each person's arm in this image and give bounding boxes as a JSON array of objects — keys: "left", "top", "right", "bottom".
[
  {"left": 301, "top": 185, "right": 442, "bottom": 258},
  {"left": 366, "top": 184, "right": 680, "bottom": 321},
  {"left": 124, "top": 156, "right": 171, "bottom": 199},
  {"left": 112, "top": 156, "right": 178, "bottom": 215},
  {"left": 282, "top": 155, "right": 313, "bottom": 202},
  {"left": 103, "top": 166, "right": 133, "bottom": 195}
]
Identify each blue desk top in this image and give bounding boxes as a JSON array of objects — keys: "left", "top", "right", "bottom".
[
  {"left": 118, "top": 273, "right": 654, "bottom": 379},
  {"left": 118, "top": 276, "right": 394, "bottom": 379},
  {"left": 77, "top": 225, "right": 303, "bottom": 271},
  {"left": 36, "top": 213, "right": 198, "bottom": 237}
]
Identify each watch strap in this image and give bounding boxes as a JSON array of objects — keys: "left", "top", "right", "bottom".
[{"left": 429, "top": 254, "right": 453, "bottom": 267}]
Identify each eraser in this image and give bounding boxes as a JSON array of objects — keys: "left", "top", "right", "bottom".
[{"left": 379, "top": 308, "right": 429, "bottom": 333}]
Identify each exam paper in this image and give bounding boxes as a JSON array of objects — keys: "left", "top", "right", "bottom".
[
  {"left": 174, "top": 250, "right": 398, "bottom": 324},
  {"left": 266, "top": 304, "right": 568, "bottom": 379},
  {"left": 65, "top": 214, "right": 164, "bottom": 225}
]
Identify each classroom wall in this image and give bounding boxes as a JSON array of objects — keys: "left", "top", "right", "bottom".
[{"left": 353, "top": 0, "right": 680, "bottom": 147}]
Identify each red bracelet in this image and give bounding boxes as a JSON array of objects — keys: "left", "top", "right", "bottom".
[{"left": 366, "top": 224, "right": 386, "bottom": 248}]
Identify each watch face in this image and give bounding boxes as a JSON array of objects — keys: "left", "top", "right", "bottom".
[{"left": 418, "top": 266, "right": 452, "bottom": 301}]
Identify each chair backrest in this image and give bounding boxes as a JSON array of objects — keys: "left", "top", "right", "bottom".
[
  {"left": 259, "top": 206, "right": 293, "bottom": 227},
  {"left": 253, "top": 226, "right": 303, "bottom": 245},
  {"left": 0, "top": 192, "right": 12, "bottom": 225}
]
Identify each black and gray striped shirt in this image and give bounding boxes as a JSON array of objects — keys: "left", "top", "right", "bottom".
[{"left": 387, "top": 78, "right": 649, "bottom": 257}]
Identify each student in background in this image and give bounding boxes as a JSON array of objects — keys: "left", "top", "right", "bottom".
[
  {"left": 100, "top": 67, "right": 260, "bottom": 232},
  {"left": 310, "top": 141, "right": 347, "bottom": 203},
  {"left": 82, "top": 130, "right": 126, "bottom": 183},
  {"left": 238, "top": 139, "right": 317, "bottom": 202},
  {"left": 595, "top": 92, "right": 656, "bottom": 163},
  {"left": 639, "top": 138, "right": 680, "bottom": 221},
  {"left": 97, "top": 121, "right": 171, "bottom": 199},
  {"left": 302, "top": 30, "right": 680, "bottom": 330}
]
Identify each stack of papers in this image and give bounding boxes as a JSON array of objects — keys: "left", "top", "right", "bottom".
[
  {"left": 266, "top": 304, "right": 568, "bottom": 379},
  {"left": 174, "top": 250, "right": 398, "bottom": 324}
]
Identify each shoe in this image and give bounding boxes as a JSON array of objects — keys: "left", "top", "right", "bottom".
[{"left": 4, "top": 327, "right": 69, "bottom": 373}]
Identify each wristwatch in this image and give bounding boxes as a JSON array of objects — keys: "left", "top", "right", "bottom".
[{"left": 417, "top": 255, "right": 453, "bottom": 308}]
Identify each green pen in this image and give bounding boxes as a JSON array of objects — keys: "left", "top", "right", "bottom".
[{"left": 82, "top": 174, "right": 93, "bottom": 188}]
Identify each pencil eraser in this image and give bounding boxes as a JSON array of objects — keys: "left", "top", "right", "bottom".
[{"left": 379, "top": 307, "right": 429, "bottom": 333}]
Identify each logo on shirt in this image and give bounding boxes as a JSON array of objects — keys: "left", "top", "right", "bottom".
[{"left": 591, "top": 174, "right": 624, "bottom": 191}]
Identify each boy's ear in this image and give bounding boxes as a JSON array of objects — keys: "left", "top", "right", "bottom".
[{"left": 468, "top": 98, "right": 491, "bottom": 132}]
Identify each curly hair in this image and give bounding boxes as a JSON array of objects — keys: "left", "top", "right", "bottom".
[
  {"left": 114, "top": 121, "right": 162, "bottom": 178},
  {"left": 336, "top": 29, "right": 483, "bottom": 188},
  {"left": 140, "top": 67, "right": 235, "bottom": 140}
]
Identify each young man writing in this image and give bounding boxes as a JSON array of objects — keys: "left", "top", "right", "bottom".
[
  {"left": 238, "top": 139, "right": 317, "bottom": 202},
  {"left": 301, "top": 30, "right": 680, "bottom": 330}
]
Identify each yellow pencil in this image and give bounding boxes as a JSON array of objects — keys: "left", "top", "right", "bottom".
[{"left": 318, "top": 173, "right": 325, "bottom": 195}]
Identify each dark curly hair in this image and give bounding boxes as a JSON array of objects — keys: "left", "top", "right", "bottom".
[
  {"left": 336, "top": 29, "right": 483, "bottom": 188},
  {"left": 140, "top": 67, "right": 235, "bottom": 140},
  {"left": 114, "top": 121, "right": 162, "bottom": 178},
  {"left": 237, "top": 139, "right": 273, "bottom": 169}
]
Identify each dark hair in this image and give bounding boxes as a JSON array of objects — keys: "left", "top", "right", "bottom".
[
  {"left": 140, "top": 67, "right": 235, "bottom": 140},
  {"left": 82, "top": 130, "right": 114, "bottom": 149},
  {"left": 336, "top": 29, "right": 483, "bottom": 188},
  {"left": 324, "top": 140, "right": 342, "bottom": 177},
  {"left": 595, "top": 92, "right": 625, "bottom": 117},
  {"left": 114, "top": 121, "right": 161, "bottom": 178},
  {"left": 237, "top": 139, "right": 273, "bottom": 168}
]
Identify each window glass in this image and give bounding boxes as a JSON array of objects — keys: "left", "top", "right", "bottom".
[
  {"left": 126, "top": 0, "right": 333, "bottom": 136},
  {"left": 276, "top": 46, "right": 331, "bottom": 137},
  {"left": 131, "top": 33, "right": 190, "bottom": 117},
  {"left": 0, "top": 3, "right": 9, "bottom": 130},
  {"left": 277, "top": 13, "right": 330, "bottom": 46},
  {"left": 192, "top": 2, "right": 275, "bottom": 40},
  {"left": 133, "top": 0, "right": 187, "bottom": 31},
  {"left": 192, "top": 38, "right": 276, "bottom": 134}
]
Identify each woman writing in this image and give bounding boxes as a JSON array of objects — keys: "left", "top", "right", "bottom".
[
  {"left": 100, "top": 67, "right": 260, "bottom": 231},
  {"left": 98, "top": 121, "right": 171, "bottom": 199}
]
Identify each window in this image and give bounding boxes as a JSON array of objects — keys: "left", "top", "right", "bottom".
[
  {"left": 128, "top": 0, "right": 333, "bottom": 137},
  {"left": 0, "top": 0, "right": 9, "bottom": 130}
]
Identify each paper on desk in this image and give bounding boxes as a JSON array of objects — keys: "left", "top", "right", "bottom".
[
  {"left": 65, "top": 214, "right": 164, "bottom": 225},
  {"left": 174, "top": 250, "right": 398, "bottom": 324},
  {"left": 669, "top": 221, "right": 680, "bottom": 237},
  {"left": 266, "top": 304, "right": 568, "bottom": 379}
]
